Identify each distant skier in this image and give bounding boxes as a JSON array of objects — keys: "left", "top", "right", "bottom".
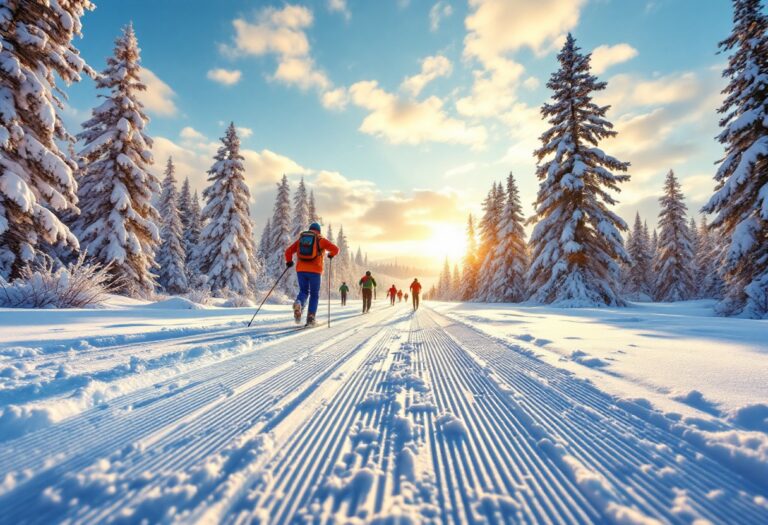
[
  {"left": 397, "top": 289, "right": 403, "bottom": 302},
  {"left": 285, "top": 222, "right": 339, "bottom": 327},
  {"left": 388, "top": 284, "right": 397, "bottom": 306},
  {"left": 359, "top": 271, "right": 377, "bottom": 314},
  {"left": 409, "top": 278, "right": 422, "bottom": 311},
  {"left": 339, "top": 282, "right": 349, "bottom": 306},
  {"left": 404, "top": 293, "right": 409, "bottom": 303}
]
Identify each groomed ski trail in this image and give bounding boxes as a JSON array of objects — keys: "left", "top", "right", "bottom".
[{"left": 0, "top": 306, "right": 766, "bottom": 524}]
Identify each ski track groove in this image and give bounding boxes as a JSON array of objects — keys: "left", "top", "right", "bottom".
[
  {"left": 431, "top": 309, "right": 768, "bottom": 524},
  {"left": 0, "top": 308, "right": 393, "bottom": 524},
  {"left": 1, "top": 306, "right": 766, "bottom": 524}
]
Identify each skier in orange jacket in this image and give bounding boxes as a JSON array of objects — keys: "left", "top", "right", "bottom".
[{"left": 284, "top": 223, "right": 339, "bottom": 326}]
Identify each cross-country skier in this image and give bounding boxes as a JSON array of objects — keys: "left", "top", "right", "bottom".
[
  {"left": 339, "top": 282, "right": 349, "bottom": 306},
  {"left": 388, "top": 284, "right": 397, "bottom": 306},
  {"left": 397, "top": 289, "right": 403, "bottom": 302},
  {"left": 404, "top": 293, "right": 409, "bottom": 302},
  {"left": 359, "top": 271, "right": 377, "bottom": 313},
  {"left": 409, "top": 278, "right": 422, "bottom": 311},
  {"left": 285, "top": 222, "right": 339, "bottom": 326}
]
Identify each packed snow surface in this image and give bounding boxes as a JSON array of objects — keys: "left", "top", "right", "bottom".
[{"left": 0, "top": 299, "right": 766, "bottom": 524}]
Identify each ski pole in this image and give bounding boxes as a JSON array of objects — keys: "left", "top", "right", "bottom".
[
  {"left": 327, "top": 258, "right": 332, "bottom": 328},
  {"left": 247, "top": 266, "right": 290, "bottom": 327}
]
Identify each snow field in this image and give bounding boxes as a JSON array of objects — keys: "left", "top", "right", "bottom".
[{"left": 0, "top": 303, "right": 766, "bottom": 523}]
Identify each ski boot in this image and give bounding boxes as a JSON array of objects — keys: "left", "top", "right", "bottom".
[
  {"left": 305, "top": 313, "right": 317, "bottom": 327},
  {"left": 293, "top": 301, "right": 303, "bottom": 324}
]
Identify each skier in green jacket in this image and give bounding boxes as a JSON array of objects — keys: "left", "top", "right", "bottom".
[
  {"left": 339, "top": 282, "right": 349, "bottom": 306},
  {"left": 359, "top": 271, "right": 377, "bottom": 314}
]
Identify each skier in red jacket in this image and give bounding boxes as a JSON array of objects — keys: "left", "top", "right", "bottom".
[
  {"left": 387, "top": 284, "right": 397, "bottom": 306},
  {"left": 284, "top": 223, "right": 339, "bottom": 326},
  {"left": 409, "top": 278, "right": 422, "bottom": 311}
]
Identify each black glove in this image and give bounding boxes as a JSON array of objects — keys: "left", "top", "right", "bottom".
[
  {"left": 286, "top": 261, "right": 294, "bottom": 268},
  {"left": 328, "top": 254, "right": 334, "bottom": 259}
]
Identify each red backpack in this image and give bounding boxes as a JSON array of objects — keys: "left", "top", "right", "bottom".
[{"left": 297, "top": 231, "right": 321, "bottom": 261}]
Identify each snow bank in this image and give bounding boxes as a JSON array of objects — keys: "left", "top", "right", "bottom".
[{"left": 144, "top": 297, "right": 206, "bottom": 310}]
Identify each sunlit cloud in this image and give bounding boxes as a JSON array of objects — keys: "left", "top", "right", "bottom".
[
  {"left": 327, "top": 0, "right": 351, "bottom": 20},
  {"left": 349, "top": 80, "right": 487, "bottom": 148},
  {"left": 206, "top": 68, "right": 242, "bottom": 85},
  {"left": 429, "top": 1, "right": 453, "bottom": 32},
  {"left": 401, "top": 55, "right": 453, "bottom": 96},
  {"left": 138, "top": 67, "right": 177, "bottom": 116},
  {"left": 590, "top": 43, "right": 638, "bottom": 75}
]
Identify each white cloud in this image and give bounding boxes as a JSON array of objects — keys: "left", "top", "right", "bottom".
[
  {"left": 590, "top": 43, "right": 639, "bottom": 75},
  {"left": 401, "top": 55, "right": 453, "bottom": 96},
  {"left": 321, "top": 87, "right": 349, "bottom": 110},
  {"left": 327, "top": 0, "right": 351, "bottom": 20},
  {"left": 226, "top": 5, "right": 330, "bottom": 91},
  {"left": 429, "top": 1, "right": 453, "bottom": 32},
  {"left": 464, "top": 0, "right": 586, "bottom": 66},
  {"left": 348, "top": 80, "right": 487, "bottom": 148},
  {"left": 237, "top": 126, "right": 254, "bottom": 138},
  {"left": 138, "top": 67, "right": 177, "bottom": 116},
  {"left": 599, "top": 71, "right": 701, "bottom": 109},
  {"left": 180, "top": 126, "right": 206, "bottom": 141},
  {"left": 207, "top": 68, "right": 242, "bottom": 85},
  {"left": 456, "top": 58, "right": 524, "bottom": 118}
]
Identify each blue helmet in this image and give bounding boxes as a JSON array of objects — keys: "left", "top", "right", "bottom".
[{"left": 309, "top": 222, "right": 321, "bottom": 233}]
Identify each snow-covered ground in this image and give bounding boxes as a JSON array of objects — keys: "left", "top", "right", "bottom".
[{"left": 0, "top": 298, "right": 766, "bottom": 523}]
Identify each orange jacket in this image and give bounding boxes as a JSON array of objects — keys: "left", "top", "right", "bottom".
[
  {"left": 284, "top": 236, "right": 340, "bottom": 274},
  {"left": 410, "top": 281, "right": 422, "bottom": 294}
]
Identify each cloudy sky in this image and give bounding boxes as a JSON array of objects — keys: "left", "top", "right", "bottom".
[{"left": 65, "top": 0, "right": 733, "bottom": 268}]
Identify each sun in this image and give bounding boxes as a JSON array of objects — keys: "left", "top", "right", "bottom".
[{"left": 423, "top": 222, "right": 467, "bottom": 264}]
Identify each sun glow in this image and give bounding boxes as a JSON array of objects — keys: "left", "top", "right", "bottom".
[{"left": 422, "top": 222, "right": 467, "bottom": 265}]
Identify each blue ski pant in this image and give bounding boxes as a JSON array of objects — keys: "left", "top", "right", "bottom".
[{"left": 296, "top": 271, "right": 322, "bottom": 315}]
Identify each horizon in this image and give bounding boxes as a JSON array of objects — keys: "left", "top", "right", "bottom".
[{"left": 64, "top": 0, "right": 733, "bottom": 270}]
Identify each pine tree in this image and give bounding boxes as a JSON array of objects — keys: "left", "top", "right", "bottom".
[
  {"left": 308, "top": 190, "right": 319, "bottom": 223},
  {"left": 625, "top": 213, "right": 653, "bottom": 300},
  {"left": 438, "top": 257, "right": 452, "bottom": 299},
  {"left": 156, "top": 158, "right": 188, "bottom": 294},
  {"left": 0, "top": 0, "right": 94, "bottom": 279},
  {"left": 267, "top": 175, "right": 293, "bottom": 288},
  {"left": 257, "top": 218, "right": 272, "bottom": 262},
  {"left": 476, "top": 182, "right": 506, "bottom": 301},
  {"left": 185, "top": 191, "right": 203, "bottom": 276},
  {"left": 654, "top": 170, "right": 696, "bottom": 301},
  {"left": 495, "top": 172, "right": 528, "bottom": 302},
  {"left": 178, "top": 177, "right": 192, "bottom": 229},
  {"left": 292, "top": 177, "right": 309, "bottom": 236},
  {"left": 702, "top": 0, "right": 768, "bottom": 318},
  {"left": 452, "top": 264, "right": 461, "bottom": 300},
  {"left": 197, "top": 123, "right": 260, "bottom": 295},
  {"left": 355, "top": 247, "right": 364, "bottom": 266},
  {"left": 527, "top": 34, "right": 631, "bottom": 307},
  {"left": 698, "top": 217, "right": 726, "bottom": 299},
  {"left": 460, "top": 215, "right": 480, "bottom": 300},
  {"left": 73, "top": 25, "right": 160, "bottom": 297},
  {"left": 326, "top": 224, "right": 335, "bottom": 244}
]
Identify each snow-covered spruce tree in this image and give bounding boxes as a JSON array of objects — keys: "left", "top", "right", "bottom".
[
  {"left": 702, "top": 0, "right": 768, "bottom": 317},
  {"left": 267, "top": 174, "right": 292, "bottom": 288},
  {"left": 698, "top": 217, "right": 726, "bottom": 299},
  {"left": 493, "top": 172, "right": 528, "bottom": 303},
  {"left": 308, "top": 190, "right": 319, "bottom": 223},
  {"left": 654, "top": 170, "right": 696, "bottom": 302},
  {"left": 257, "top": 218, "right": 272, "bottom": 262},
  {"left": 624, "top": 213, "right": 653, "bottom": 300},
  {"left": 460, "top": 214, "right": 480, "bottom": 300},
  {"left": 0, "top": 0, "right": 94, "bottom": 279},
  {"left": 355, "top": 247, "right": 364, "bottom": 266},
  {"left": 476, "top": 182, "right": 506, "bottom": 301},
  {"left": 197, "top": 123, "right": 260, "bottom": 295},
  {"left": 156, "top": 158, "right": 188, "bottom": 294},
  {"left": 527, "top": 34, "right": 631, "bottom": 307},
  {"left": 451, "top": 263, "right": 461, "bottom": 300},
  {"left": 178, "top": 176, "right": 192, "bottom": 244},
  {"left": 292, "top": 177, "right": 309, "bottom": 237},
  {"left": 437, "top": 257, "right": 451, "bottom": 299},
  {"left": 336, "top": 224, "right": 350, "bottom": 279},
  {"left": 73, "top": 25, "right": 160, "bottom": 297},
  {"left": 185, "top": 190, "right": 203, "bottom": 277}
]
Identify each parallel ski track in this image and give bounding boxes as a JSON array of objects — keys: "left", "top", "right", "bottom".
[
  {"left": 0, "top": 308, "right": 393, "bottom": 524},
  {"left": 225, "top": 312, "right": 413, "bottom": 524},
  {"left": 431, "top": 309, "right": 768, "bottom": 524},
  {"left": 414, "top": 311, "right": 601, "bottom": 525}
]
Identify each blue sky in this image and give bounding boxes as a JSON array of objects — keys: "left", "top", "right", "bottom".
[{"left": 66, "top": 0, "right": 736, "bottom": 266}]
